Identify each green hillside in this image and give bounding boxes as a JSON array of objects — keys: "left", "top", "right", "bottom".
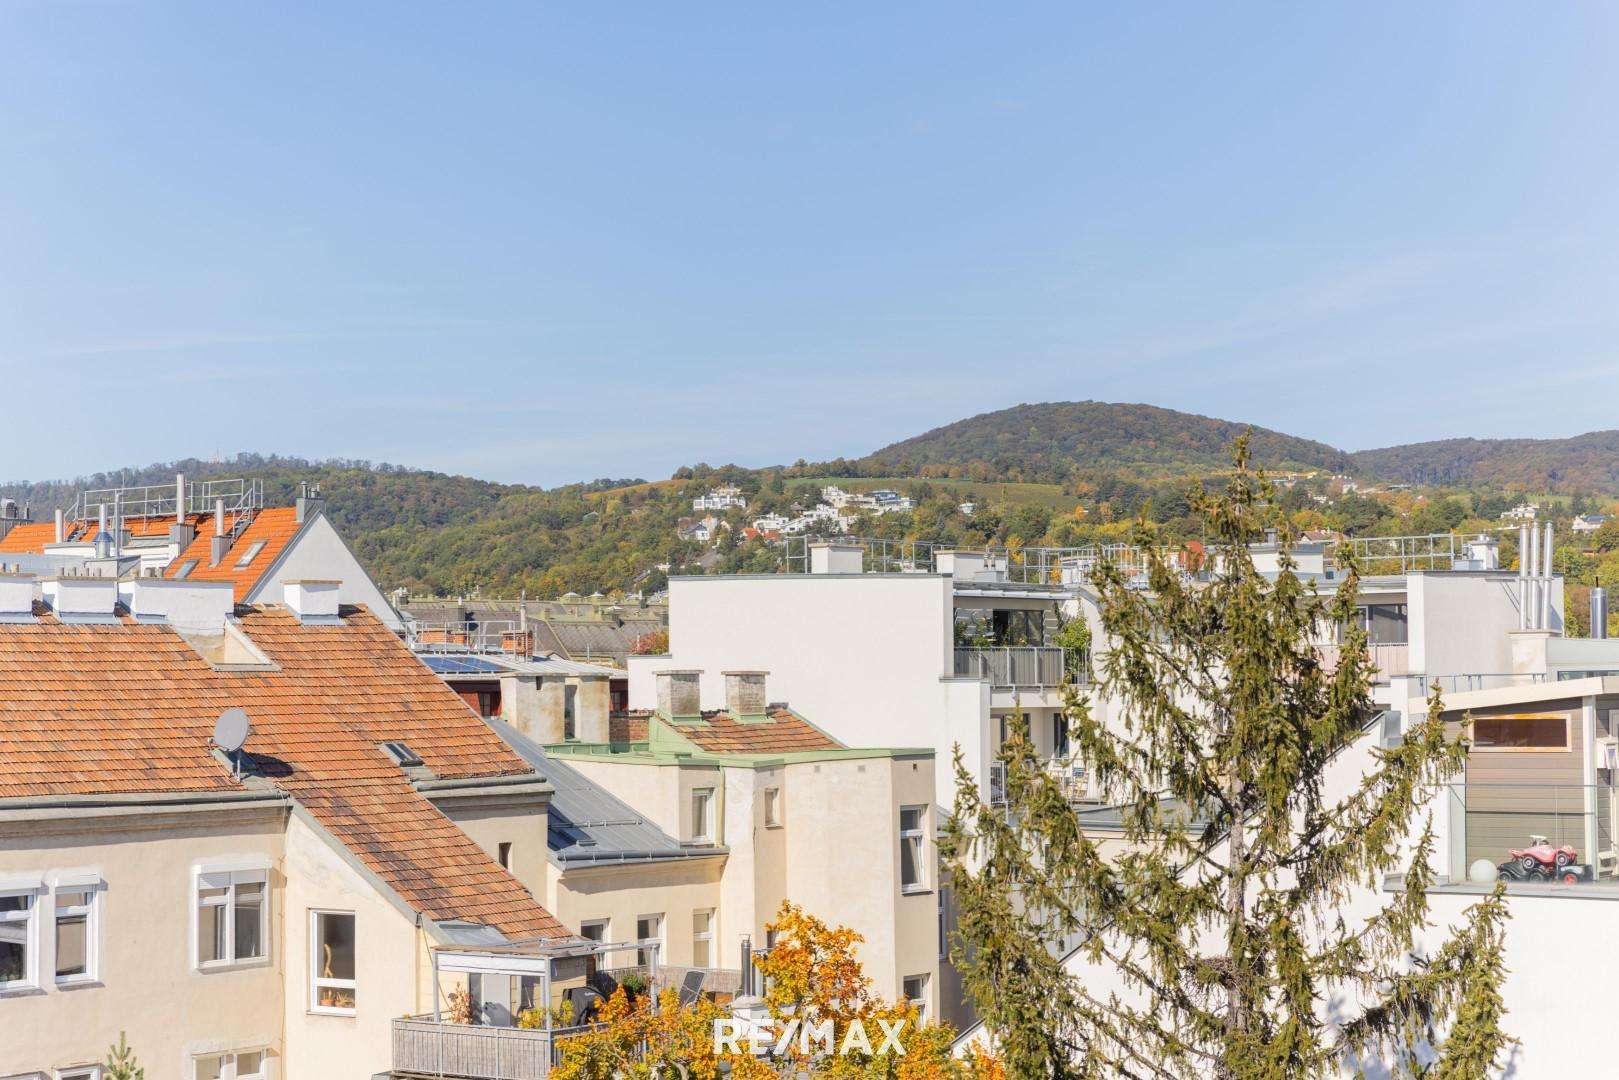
[
  {"left": 1348, "top": 430, "right": 1619, "bottom": 490},
  {"left": 852, "top": 401, "right": 1348, "bottom": 483}
]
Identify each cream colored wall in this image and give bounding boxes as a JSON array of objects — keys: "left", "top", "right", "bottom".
[
  {"left": 279, "top": 811, "right": 434, "bottom": 1080},
  {"left": 245, "top": 514, "right": 403, "bottom": 631},
  {"left": 438, "top": 800, "right": 550, "bottom": 902},
  {"left": 544, "top": 858, "right": 725, "bottom": 967},
  {"left": 778, "top": 756, "right": 939, "bottom": 1011},
  {"left": 0, "top": 806, "right": 287, "bottom": 1080},
  {"left": 565, "top": 758, "right": 684, "bottom": 839}
]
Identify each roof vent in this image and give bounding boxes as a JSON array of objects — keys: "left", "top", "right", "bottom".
[
  {"left": 123, "top": 578, "right": 234, "bottom": 632},
  {"left": 723, "top": 670, "right": 769, "bottom": 721},
  {"left": 809, "top": 542, "right": 863, "bottom": 574},
  {"left": 655, "top": 669, "right": 704, "bottom": 721},
  {"left": 284, "top": 579, "right": 341, "bottom": 623},
  {"left": 381, "top": 740, "right": 424, "bottom": 768}
]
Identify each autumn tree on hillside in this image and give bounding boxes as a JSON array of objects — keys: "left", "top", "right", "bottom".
[{"left": 943, "top": 437, "right": 1513, "bottom": 1079}]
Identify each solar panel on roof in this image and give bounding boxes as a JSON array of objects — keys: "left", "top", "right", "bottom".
[{"left": 420, "top": 654, "right": 505, "bottom": 674}]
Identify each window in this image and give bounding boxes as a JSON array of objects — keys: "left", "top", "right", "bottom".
[
  {"left": 497, "top": 842, "right": 513, "bottom": 870},
  {"left": 310, "top": 910, "right": 356, "bottom": 1014},
  {"left": 937, "top": 892, "right": 947, "bottom": 961},
  {"left": 902, "top": 974, "right": 930, "bottom": 1024},
  {"left": 899, "top": 806, "right": 928, "bottom": 893},
  {"left": 0, "top": 887, "right": 39, "bottom": 992},
  {"left": 1472, "top": 713, "right": 1569, "bottom": 751},
  {"left": 195, "top": 869, "right": 267, "bottom": 968},
  {"left": 56, "top": 1069, "right": 102, "bottom": 1080},
  {"left": 53, "top": 884, "right": 98, "bottom": 985},
  {"left": 172, "top": 559, "right": 198, "bottom": 580},
  {"left": 234, "top": 540, "right": 267, "bottom": 568},
  {"left": 1051, "top": 714, "right": 1070, "bottom": 759},
  {"left": 763, "top": 787, "right": 782, "bottom": 828},
  {"left": 579, "top": 919, "right": 609, "bottom": 943},
  {"left": 636, "top": 914, "right": 662, "bottom": 967},
  {"left": 690, "top": 788, "right": 714, "bottom": 844},
  {"left": 563, "top": 685, "right": 578, "bottom": 740},
  {"left": 692, "top": 910, "right": 714, "bottom": 968},
  {"left": 194, "top": 1051, "right": 266, "bottom": 1080},
  {"left": 381, "top": 740, "right": 423, "bottom": 768}
]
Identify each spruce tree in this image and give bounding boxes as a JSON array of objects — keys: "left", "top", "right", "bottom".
[{"left": 943, "top": 438, "right": 1512, "bottom": 1079}]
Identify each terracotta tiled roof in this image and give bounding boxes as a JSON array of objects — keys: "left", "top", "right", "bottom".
[
  {"left": 0, "top": 522, "right": 63, "bottom": 554},
  {"left": 167, "top": 507, "right": 304, "bottom": 600},
  {"left": 670, "top": 709, "right": 843, "bottom": 754},
  {"left": 0, "top": 604, "right": 567, "bottom": 940}
]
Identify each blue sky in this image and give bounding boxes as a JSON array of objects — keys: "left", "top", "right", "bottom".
[{"left": 3, "top": 3, "right": 1617, "bottom": 486}]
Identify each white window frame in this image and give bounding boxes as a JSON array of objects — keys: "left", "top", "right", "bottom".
[
  {"left": 635, "top": 913, "right": 663, "bottom": 967},
  {"left": 55, "top": 1068, "right": 102, "bottom": 1080},
  {"left": 192, "top": 866, "right": 269, "bottom": 971},
  {"left": 579, "top": 918, "right": 609, "bottom": 943},
  {"left": 899, "top": 805, "right": 928, "bottom": 893},
  {"left": 309, "top": 909, "right": 357, "bottom": 1016},
  {"left": 51, "top": 877, "right": 103, "bottom": 988},
  {"left": 763, "top": 786, "right": 782, "bottom": 828},
  {"left": 902, "top": 973, "right": 930, "bottom": 1024},
  {"left": 192, "top": 1050, "right": 267, "bottom": 1080},
  {"left": 0, "top": 881, "right": 42, "bottom": 994},
  {"left": 691, "top": 909, "right": 714, "bottom": 968},
  {"left": 690, "top": 788, "right": 715, "bottom": 845},
  {"left": 234, "top": 540, "right": 267, "bottom": 567}
]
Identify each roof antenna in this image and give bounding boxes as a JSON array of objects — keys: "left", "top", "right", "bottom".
[{"left": 213, "top": 707, "right": 252, "bottom": 780}]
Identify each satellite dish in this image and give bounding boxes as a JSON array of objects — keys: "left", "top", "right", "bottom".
[{"left": 213, "top": 707, "right": 251, "bottom": 753}]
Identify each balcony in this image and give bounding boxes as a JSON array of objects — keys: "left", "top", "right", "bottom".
[
  {"left": 392, "top": 1015, "right": 562, "bottom": 1079},
  {"left": 1444, "top": 782, "right": 1619, "bottom": 893},
  {"left": 1317, "top": 642, "right": 1409, "bottom": 683},
  {"left": 954, "top": 646, "right": 1072, "bottom": 688}
]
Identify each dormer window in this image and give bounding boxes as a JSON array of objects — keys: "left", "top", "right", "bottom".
[{"left": 235, "top": 540, "right": 267, "bottom": 567}]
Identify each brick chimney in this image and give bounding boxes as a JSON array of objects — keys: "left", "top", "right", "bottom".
[
  {"left": 655, "top": 669, "right": 703, "bottom": 721},
  {"left": 723, "top": 670, "right": 769, "bottom": 721}
]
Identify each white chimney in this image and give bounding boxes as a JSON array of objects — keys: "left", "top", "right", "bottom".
[
  {"left": 809, "top": 541, "right": 863, "bottom": 574},
  {"left": 175, "top": 473, "right": 186, "bottom": 523},
  {"left": 284, "top": 579, "right": 341, "bottom": 622},
  {"left": 43, "top": 576, "right": 118, "bottom": 619},
  {"left": 0, "top": 573, "right": 37, "bottom": 619},
  {"left": 53, "top": 508, "right": 64, "bottom": 544},
  {"left": 124, "top": 578, "right": 234, "bottom": 632}
]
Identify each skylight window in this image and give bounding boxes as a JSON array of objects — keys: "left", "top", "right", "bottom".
[
  {"left": 381, "top": 741, "right": 423, "bottom": 768},
  {"left": 234, "top": 541, "right": 267, "bottom": 568},
  {"left": 172, "top": 559, "right": 198, "bottom": 580}
]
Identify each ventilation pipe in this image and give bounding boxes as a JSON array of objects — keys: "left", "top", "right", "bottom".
[
  {"left": 1518, "top": 523, "right": 1530, "bottom": 630},
  {"left": 209, "top": 498, "right": 230, "bottom": 566},
  {"left": 1594, "top": 578, "right": 1609, "bottom": 640},
  {"left": 53, "top": 508, "right": 64, "bottom": 545},
  {"left": 93, "top": 504, "right": 112, "bottom": 559},
  {"left": 175, "top": 473, "right": 186, "bottom": 523},
  {"left": 1542, "top": 521, "right": 1554, "bottom": 632}
]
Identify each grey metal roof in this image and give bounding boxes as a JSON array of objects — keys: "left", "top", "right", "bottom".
[{"left": 487, "top": 719, "right": 725, "bottom": 867}]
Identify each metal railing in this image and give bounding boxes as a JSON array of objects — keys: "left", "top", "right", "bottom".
[
  {"left": 1329, "top": 532, "right": 1457, "bottom": 574},
  {"left": 1425, "top": 672, "right": 1548, "bottom": 694},
  {"left": 1317, "top": 642, "right": 1411, "bottom": 683},
  {"left": 67, "top": 477, "right": 264, "bottom": 546},
  {"left": 954, "top": 646, "right": 1070, "bottom": 688},
  {"left": 1446, "top": 781, "right": 1618, "bottom": 888},
  {"left": 413, "top": 618, "right": 534, "bottom": 656},
  {"left": 783, "top": 535, "right": 1191, "bottom": 585}
]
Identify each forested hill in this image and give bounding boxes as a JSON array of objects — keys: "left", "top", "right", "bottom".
[
  {"left": 849, "top": 402, "right": 1348, "bottom": 483},
  {"left": 1347, "top": 430, "right": 1619, "bottom": 490}
]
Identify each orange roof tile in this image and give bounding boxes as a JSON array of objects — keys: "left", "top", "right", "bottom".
[
  {"left": 166, "top": 507, "right": 303, "bottom": 600},
  {"left": 0, "top": 604, "right": 567, "bottom": 940},
  {"left": 663, "top": 709, "right": 843, "bottom": 754},
  {"left": 0, "top": 521, "right": 61, "bottom": 554}
]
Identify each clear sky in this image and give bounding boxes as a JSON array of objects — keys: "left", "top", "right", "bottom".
[{"left": 3, "top": 3, "right": 1617, "bottom": 486}]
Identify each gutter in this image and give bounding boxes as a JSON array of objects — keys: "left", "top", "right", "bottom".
[{"left": 0, "top": 789, "right": 288, "bottom": 822}]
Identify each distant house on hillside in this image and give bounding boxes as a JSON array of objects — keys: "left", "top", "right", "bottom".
[
  {"left": 692, "top": 485, "right": 747, "bottom": 512},
  {"left": 1503, "top": 503, "right": 1541, "bottom": 522},
  {"left": 1573, "top": 513, "right": 1612, "bottom": 534}
]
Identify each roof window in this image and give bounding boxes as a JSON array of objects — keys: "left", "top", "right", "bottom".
[
  {"left": 381, "top": 741, "right": 424, "bottom": 768},
  {"left": 235, "top": 540, "right": 267, "bottom": 567},
  {"left": 172, "top": 559, "right": 198, "bottom": 580}
]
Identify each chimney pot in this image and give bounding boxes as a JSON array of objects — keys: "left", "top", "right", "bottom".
[
  {"left": 809, "top": 541, "right": 864, "bottom": 574},
  {"left": 284, "top": 579, "right": 341, "bottom": 622}
]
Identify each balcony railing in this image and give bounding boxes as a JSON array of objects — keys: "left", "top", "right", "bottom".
[
  {"left": 954, "top": 646, "right": 1072, "bottom": 688},
  {"left": 1317, "top": 642, "right": 1410, "bottom": 683},
  {"left": 392, "top": 1015, "right": 560, "bottom": 1079},
  {"left": 1445, "top": 782, "right": 1619, "bottom": 891}
]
